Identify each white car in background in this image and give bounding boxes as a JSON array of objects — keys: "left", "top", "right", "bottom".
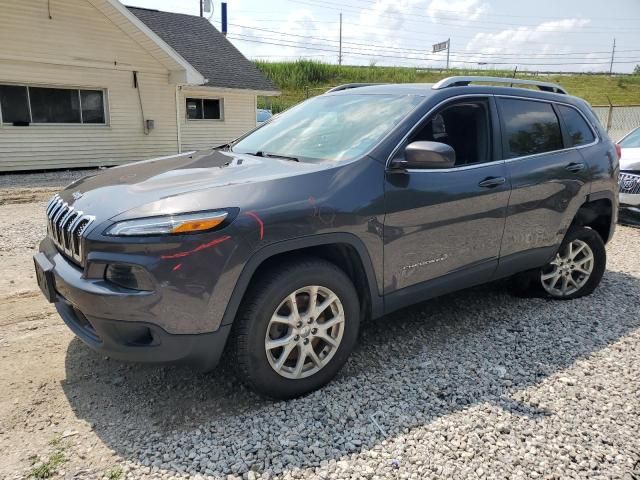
[{"left": 618, "top": 126, "right": 640, "bottom": 225}]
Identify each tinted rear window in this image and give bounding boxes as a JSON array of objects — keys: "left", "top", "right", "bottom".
[
  {"left": 499, "top": 98, "right": 562, "bottom": 158},
  {"left": 557, "top": 105, "right": 595, "bottom": 147}
]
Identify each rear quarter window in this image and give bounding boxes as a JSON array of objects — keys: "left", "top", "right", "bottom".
[
  {"left": 557, "top": 105, "right": 595, "bottom": 147},
  {"left": 498, "top": 98, "right": 563, "bottom": 158}
]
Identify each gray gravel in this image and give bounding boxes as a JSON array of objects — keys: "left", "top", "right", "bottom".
[
  {"left": 0, "top": 168, "right": 100, "bottom": 189},
  {"left": 1, "top": 172, "right": 639, "bottom": 480},
  {"left": 83, "top": 228, "right": 640, "bottom": 479}
]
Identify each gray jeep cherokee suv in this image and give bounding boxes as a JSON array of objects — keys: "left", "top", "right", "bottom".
[{"left": 35, "top": 76, "right": 619, "bottom": 399}]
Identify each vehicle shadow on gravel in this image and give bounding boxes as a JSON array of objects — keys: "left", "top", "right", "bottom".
[{"left": 62, "top": 269, "right": 640, "bottom": 477}]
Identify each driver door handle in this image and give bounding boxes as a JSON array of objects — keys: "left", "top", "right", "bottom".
[{"left": 478, "top": 176, "right": 506, "bottom": 188}]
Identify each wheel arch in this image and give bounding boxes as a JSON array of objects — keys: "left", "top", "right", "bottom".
[
  {"left": 572, "top": 191, "right": 616, "bottom": 244},
  {"left": 220, "top": 233, "right": 384, "bottom": 327}
]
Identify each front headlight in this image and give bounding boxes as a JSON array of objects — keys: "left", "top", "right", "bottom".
[{"left": 105, "top": 210, "right": 229, "bottom": 236}]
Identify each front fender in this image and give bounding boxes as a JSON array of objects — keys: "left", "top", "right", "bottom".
[{"left": 217, "top": 233, "right": 384, "bottom": 328}]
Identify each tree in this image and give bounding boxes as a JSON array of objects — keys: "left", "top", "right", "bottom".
[{"left": 634, "top": 64, "right": 640, "bottom": 75}]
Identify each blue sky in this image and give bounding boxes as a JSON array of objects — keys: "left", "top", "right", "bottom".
[{"left": 125, "top": 0, "right": 640, "bottom": 73}]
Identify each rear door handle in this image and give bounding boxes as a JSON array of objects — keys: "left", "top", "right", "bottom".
[
  {"left": 565, "top": 162, "right": 586, "bottom": 173},
  {"left": 478, "top": 176, "right": 506, "bottom": 188}
]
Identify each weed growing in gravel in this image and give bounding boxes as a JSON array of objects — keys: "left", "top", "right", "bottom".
[
  {"left": 29, "top": 451, "right": 65, "bottom": 479},
  {"left": 107, "top": 467, "right": 123, "bottom": 480}
]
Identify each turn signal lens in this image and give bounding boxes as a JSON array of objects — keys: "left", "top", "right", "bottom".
[
  {"left": 105, "top": 211, "right": 229, "bottom": 236},
  {"left": 170, "top": 217, "right": 226, "bottom": 233}
]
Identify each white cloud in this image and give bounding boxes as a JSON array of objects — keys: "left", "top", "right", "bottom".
[
  {"left": 230, "top": 0, "right": 431, "bottom": 65},
  {"left": 426, "top": 0, "right": 489, "bottom": 24},
  {"left": 462, "top": 18, "right": 599, "bottom": 71}
]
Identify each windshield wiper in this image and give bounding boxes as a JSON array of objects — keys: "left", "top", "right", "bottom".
[
  {"left": 252, "top": 151, "right": 299, "bottom": 162},
  {"left": 213, "top": 143, "right": 232, "bottom": 151}
]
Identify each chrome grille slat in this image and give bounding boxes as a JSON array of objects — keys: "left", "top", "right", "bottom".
[
  {"left": 619, "top": 173, "right": 640, "bottom": 195},
  {"left": 44, "top": 195, "right": 96, "bottom": 265}
]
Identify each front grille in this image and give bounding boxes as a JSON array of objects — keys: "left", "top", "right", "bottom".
[
  {"left": 618, "top": 172, "right": 640, "bottom": 195},
  {"left": 46, "top": 194, "right": 95, "bottom": 265}
]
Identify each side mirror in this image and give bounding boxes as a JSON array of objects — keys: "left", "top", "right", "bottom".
[{"left": 392, "top": 141, "right": 456, "bottom": 169}]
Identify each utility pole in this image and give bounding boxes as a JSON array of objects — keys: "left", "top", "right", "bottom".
[
  {"left": 199, "top": 0, "right": 203, "bottom": 17},
  {"left": 338, "top": 12, "right": 343, "bottom": 66},
  {"left": 609, "top": 38, "right": 616, "bottom": 76},
  {"left": 446, "top": 38, "right": 450, "bottom": 70}
]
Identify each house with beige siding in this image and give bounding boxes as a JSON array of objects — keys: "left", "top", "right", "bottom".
[{"left": 0, "top": 0, "right": 278, "bottom": 171}]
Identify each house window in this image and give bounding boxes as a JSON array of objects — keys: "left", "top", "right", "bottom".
[
  {"left": 0, "top": 84, "right": 107, "bottom": 125},
  {"left": 186, "top": 98, "right": 222, "bottom": 120}
]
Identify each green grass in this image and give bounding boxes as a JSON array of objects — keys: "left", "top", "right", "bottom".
[
  {"left": 107, "top": 467, "right": 123, "bottom": 480},
  {"left": 256, "top": 60, "right": 640, "bottom": 113},
  {"left": 29, "top": 451, "right": 66, "bottom": 479}
]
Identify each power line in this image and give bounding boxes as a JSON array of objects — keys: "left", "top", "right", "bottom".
[
  {"left": 228, "top": 34, "right": 640, "bottom": 66},
  {"left": 285, "top": 0, "right": 640, "bottom": 34},
  {"left": 211, "top": 18, "right": 626, "bottom": 50},
  {"left": 224, "top": 23, "right": 640, "bottom": 61},
  {"left": 328, "top": 0, "right": 640, "bottom": 24}
]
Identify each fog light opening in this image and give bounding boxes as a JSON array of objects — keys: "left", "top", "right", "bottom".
[
  {"left": 105, "top": 264, "right": 154, "bottom": 291},
  {"left": 129, "top": 327, "right": 154, "bottom": 346}
]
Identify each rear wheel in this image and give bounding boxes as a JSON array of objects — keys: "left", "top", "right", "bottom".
[
  {"left": 231, "top": 258, "right": 360, "bottom": 399},
  {"left": 512, "top": 226, "right": 606, "bottom": 300}
]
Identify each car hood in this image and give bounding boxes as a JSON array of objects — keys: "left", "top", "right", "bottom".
[
  {"left": 620, "top": 147, "right": 640, "bottom": 171},
  {"left": 57, "top": 149, "right": 328, "bottom": 222}
]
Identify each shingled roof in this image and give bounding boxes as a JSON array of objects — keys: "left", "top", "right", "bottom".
[{"left": 128, "top": 7, "right": 277, "bottom": 93}]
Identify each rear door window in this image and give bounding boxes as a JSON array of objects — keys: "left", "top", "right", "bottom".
[
  {"left": 557, "top": 105, "right": 595, "bottom": 147},
  {"left": 498, "top": 98, "right": 562, "bottom": 158}
]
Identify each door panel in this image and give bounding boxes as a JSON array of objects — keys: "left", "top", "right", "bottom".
[
  {"left": 383, "top": 162, "right": 510, "bottom": 294},
  {"left": 494, "top": 97, "right": 592, "bottom": 277},
  {"left": 496, "top": 149, "right": 590, "bottom": 275}
]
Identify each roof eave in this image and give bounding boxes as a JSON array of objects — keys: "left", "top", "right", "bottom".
[
  {"left": 181, "top": 84, "right": 281, "bottom": 96},
  {"left": 93, "top": 0, "right": 205, "bottom": 85}
]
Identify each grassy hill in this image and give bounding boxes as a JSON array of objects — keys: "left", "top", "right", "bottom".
[{"left": 255, "top": 60, "right": 640, "bottom": 113}]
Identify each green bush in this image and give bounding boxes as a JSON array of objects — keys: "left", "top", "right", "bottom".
[{"left": 255, "top": 61, "right": 640, "bottom": 113}]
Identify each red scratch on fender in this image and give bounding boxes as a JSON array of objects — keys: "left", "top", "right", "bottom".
[
  {"left": 245, "top": 211, "right": 264, "bottom": 240},
  {"left": 161, "top": 235, "right": 231, "bottom": 260},
  {"left": 172, "top": 263, "right": 183, "bottom": 272}
]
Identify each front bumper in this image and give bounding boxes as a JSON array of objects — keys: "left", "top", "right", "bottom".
[
  {"left": 619, "top": 191, "right": 640, "bottom": 226},
  {"left": 55, "top": 298, "right": 230, "bottom": 369},
  {"left": 620, "top": 192, "right": 640, "bottom": 208},
  {"left": 36, "top": 239, "right": 232, "bottom": 370}
]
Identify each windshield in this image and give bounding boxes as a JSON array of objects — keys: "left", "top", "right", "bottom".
[
  {"left": 232, "top": 94, "right": 423, "bottom": 161},
  {"left": 620, "top": 127, "right": 640, "bottom": 148}
]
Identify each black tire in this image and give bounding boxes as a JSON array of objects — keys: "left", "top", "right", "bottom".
[
  {"left": 231, "top": 257, "right": 360, "bottom": 400},
  {"left": 511, "top": 226, "right": 606, "bottom": 300}
]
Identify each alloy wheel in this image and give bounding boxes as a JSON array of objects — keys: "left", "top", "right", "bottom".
[
  {"left": 265, "top": 285, "right": 345, "bottom": 379},
  {"left": 540, "top": 239, "right": 594, "bottom": 297}
]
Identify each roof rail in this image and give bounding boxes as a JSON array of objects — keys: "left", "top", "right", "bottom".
[
  {"left": 432, "top": 76, "right": 568, "bottom": 95},
  {"left": 326, "top": 83, "right": 382, "bottom": 93}
]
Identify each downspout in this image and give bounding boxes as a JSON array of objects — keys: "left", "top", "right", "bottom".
[
  {"left": 175, "top": 84, "right": 182, "bottom": 153},
  {"left": 133, "top": 71, "right": 149, "bottom": 135}
]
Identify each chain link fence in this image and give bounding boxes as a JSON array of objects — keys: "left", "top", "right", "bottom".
[{"left": 591, "top": 105, "right": 640, "bottom": 142}]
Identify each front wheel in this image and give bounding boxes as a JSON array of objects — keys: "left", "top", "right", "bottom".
[
  {"left": 231, "top": 258, "right": 360, "bottom": 399},
  {"left": 539, "top": 226, "right": 606, "bottom": 299}
]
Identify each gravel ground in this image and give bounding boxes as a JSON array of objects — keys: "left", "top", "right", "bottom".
[
  {"left": 0, "top": 170, "right": 639, "bottom": 480},
  {"left": 0, "top": 168, "right": 100, "bottom": 190}
]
